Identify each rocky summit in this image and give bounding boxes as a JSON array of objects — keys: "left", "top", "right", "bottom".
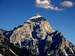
[{"left": 0, "top": 14, "right": 75, "bottom": 56}]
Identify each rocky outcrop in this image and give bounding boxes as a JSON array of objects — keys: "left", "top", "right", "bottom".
[
  {"left": 0, "top": 14, "right": 75, "bottom": 56},
  {"left": 10, "top": 14, "right": 53, "bottom": 47}
]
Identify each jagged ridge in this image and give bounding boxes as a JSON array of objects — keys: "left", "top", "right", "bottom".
[{"left": 0, "top": 14, "right": 75, "bottom": 56}]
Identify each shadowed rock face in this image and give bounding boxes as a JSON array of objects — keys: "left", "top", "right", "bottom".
[
  {"left": 0, "top": 14, "right": 75, "bottom": 56},
  {"left": 0, "top": 30, "right": 5, "bottom": 43}
]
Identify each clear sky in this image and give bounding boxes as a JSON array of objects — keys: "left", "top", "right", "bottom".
[{"left": 0, "top": 0, "right": 75, "bottom": 44}]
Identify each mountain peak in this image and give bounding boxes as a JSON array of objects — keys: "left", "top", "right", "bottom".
[
  {"left": 0, "top": 14, "right": 75, "bottom": 56},
  {"left": 29, "top": 14, "right": 42, "bottom": 20}
]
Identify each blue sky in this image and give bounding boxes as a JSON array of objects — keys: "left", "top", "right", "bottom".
[{"left": 0, "top": 0, "right": 75, "bottom": 44}]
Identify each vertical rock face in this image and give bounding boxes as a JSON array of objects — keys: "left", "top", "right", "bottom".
[
  {"left": 10, "top": 14, "right": 53, "bottom": 47},
  {"left": 0, "top": 14, "right": 75, "bottom": 56}
]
